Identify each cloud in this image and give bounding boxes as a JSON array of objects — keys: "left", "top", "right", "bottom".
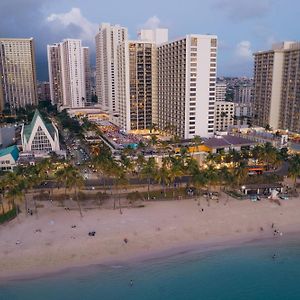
[
  {"left": 142, "top": 16, "right": 162, "bottom": 29},
  {"left": 214, "top": 0, "right": 274, "bottom": 21},
  {"left": 46, "top": 7, "right": 97, "bottom": 43},
  {"left": 235, "top": 41, "right": 252, "bottom": 60}
]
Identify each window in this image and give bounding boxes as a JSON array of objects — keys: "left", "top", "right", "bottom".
[
  {"left": 31, "top": 127, "right": 53, "bottom": 152},
  {"left": 211, "top": 39, "right": 217, "bottom": 47}
]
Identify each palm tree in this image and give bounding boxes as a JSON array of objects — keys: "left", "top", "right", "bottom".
[
  {"left": 140, "top": 157, "right": 158, "bottom": 200},
  {"left": 55, "top": 164, "right": 76, "bottom": 204},
  {"left": 68, "top": 167, "right": 84, "bottom": 217},
  {"left": 155, "top": 158, "right": 171, "bottom": 198},
  {"left": 288, "top": 154, "right": 300, "bottom": 187},
  {"left": 233, "top": 161, "right": 248, "bottom": 188},
  {"left": 0, "top": 179, "right": 5, "bottom": 215},
  {"left": 186, "top": 157, "right": 199, "bottom": 175},
  {"left": 218, "top": 166, "right": 233, "bottom": 190},
  {"left": 191, "top": 135, "right": 202, "bottom": 156},
  {"left": 3, "top": 173, "right": 25, "bottom": 216},
  {"left": 115, "top": 169, "right": 128, "bottom": 214},
  {"left": 192, "top": 169, "right": 208, "bottom": 196},
  {"left": 204, "top": 165, "right": 219, "bottom": 193},
  {"left": 136, "top": 153, "right": 146, "bottom": 174},
  {"left": 169, "top": 156, "right": 184, "bottom": 197}
]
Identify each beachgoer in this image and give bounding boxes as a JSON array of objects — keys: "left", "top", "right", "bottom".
[
  {"left": 130, "top": 280, "right": 133, "bottom": 286},
  {"left": 271, "top": 223, "right": 274, "bottom": 228},
  {"left": 124, "top": 238, "right": 128, "bottom": 244}
]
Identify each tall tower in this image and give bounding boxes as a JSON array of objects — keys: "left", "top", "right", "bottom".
[
  {"left": 47, "top": 39, "right": 86, "bottom": 108},
  {"left": 253, "top": 41, "right": 300, "bottom": 131},
  {"left": 158, "top": 35, "right": 217, "bottom": 139},
  {"left": 117, "top": 41, "right": 157, "bottom": 132},
  {"left": 0, "top": 38, "right": 38, "bottom": 111},
  {"left": 47, "top": 44, "right": 63, "bottom": 106},
  {"left": 83, "top": 47, "right": 92, "bottom": 106},
  {"left": 95, "top": 23, "right": 128, "bottom": 114}
]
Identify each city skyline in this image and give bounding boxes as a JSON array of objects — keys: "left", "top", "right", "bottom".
[{"left": 0, "top": 0, "right": 299, "bottom": 80}]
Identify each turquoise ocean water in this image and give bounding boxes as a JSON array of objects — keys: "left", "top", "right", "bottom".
[{"left": 1, "top": 234, "right": 300, "bottom": 300}]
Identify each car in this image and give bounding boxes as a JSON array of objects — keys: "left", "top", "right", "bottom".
[
  {"left": 279, "top": 194, "right": 289, "bottom": 200},
  {"left": 250, "top": 195, "right": 258, "bottom": 201}
]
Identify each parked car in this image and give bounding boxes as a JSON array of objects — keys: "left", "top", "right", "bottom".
[{"left": 279, "top": 194, "right": 289, "bottom": 200}]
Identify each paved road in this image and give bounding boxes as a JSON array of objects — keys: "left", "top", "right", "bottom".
[{"left": 38, "top": 161, "right": 289, "bottom": 190}]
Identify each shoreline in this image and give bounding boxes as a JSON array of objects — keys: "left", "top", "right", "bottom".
[
  {"left": 2, "top": 230, "right": 299, "bottom": 283},
  {"left": 1, "top": 196, "right": 300, "bottom": 281}
]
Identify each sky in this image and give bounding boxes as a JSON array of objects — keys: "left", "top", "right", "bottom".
[{"left": 0, "top": 0, "right": 299, "bottom": 81}]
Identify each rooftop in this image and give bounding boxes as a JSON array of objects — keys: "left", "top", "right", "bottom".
[
  {"left": 0, "top": 145, "right": 19, "bottom": 161},
  {"left": 23, "top": 110, "right": 56, "bottom": 141},
  {"left": 204, "top": 135, "right": 256, "bottom": 148}
]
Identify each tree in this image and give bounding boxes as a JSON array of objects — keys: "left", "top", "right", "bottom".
[
  {"left": 265, "top": 124, "right": 272, "bottom": 131},
  {"left": 233, "top": 161, "right": 248, "bottom": 187},
  {"left": 155, "top": 158, "right": 171, "bottom": 198},
  {"left": 150, "top": 134, "right": 158, "bottom": 147},
  {"left": 169, "top": 156, "right": 184, "bottom": 197},
  {"left": 288, "top": 154, "right": 300, "bottom": 187},
  {"left": 56, "top": 164, "right": 84, "bottom": 217},
  {"left": 68, "top": 167, "right": 85, "bottom": 217},
  {"left": 3, "top": 172, "right": 24, "bottom": 216},
  {"left": 192, "top": 169, "right": 208, "bottom": 196},
  {"left": 204, "top": 165, "right": 219, "bottom": 193},
  {"left": 191, "top": 135, "right": 202, "bottom": 156},
  {"left": 141, "top": 157, "right": 158, "bottom": 200},
  {"left": 55, "top": 165, "right": 76, "bottom": 204}
]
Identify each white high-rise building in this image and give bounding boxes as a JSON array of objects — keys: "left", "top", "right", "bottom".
[
  {"left": 60, "top": 39, "right": 86, "bottom": 108},
  {"left": 47, "top": 39, "right": 86, "bottom": 108},
  {"left": 139, "top": 28, "right": 168, "bottom": 45},
  {"left": 117, "top": 41, "right": 157, "bottom": 132},
  {"left": 95, "top": 23, "right": 128, "bottom": 114},
  {"left": 215, "top": 82, "right": 227, "bottom": 102},
  {"left": 158, "top": 34, "right": 217, "bottom": 139}
]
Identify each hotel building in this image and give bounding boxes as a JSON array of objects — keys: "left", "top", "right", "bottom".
[
  {"left": 158, "top": 34, "right": 217, "bottom": 139},
  {"left": 47, "top": 39, "right": 87, "bottom": 109},
  {"left": 116, "top": 41, "right": 157, "bottom": 132},
  {"left": 0, "top": 38, "right": 38, "bottom": 111},
  {"left": 253, "top": 42, "right": 300, "bottom": 132},
  {"left": 95, "top": 23, "right": 128, "bottom": 114}
]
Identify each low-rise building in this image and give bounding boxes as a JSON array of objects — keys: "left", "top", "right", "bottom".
[
  {"left": 0, "top": 126, "right": 15, "bottom": 149},
  {"left": 21, "top": 109, "right": 60, "bottom": 154},
  {"left": 203, "top": 134, "right": 256, "bottom": 153},
  {"left": 216, "top": 82, "right": 227, "bottom": 102},
  {"left": 0, "top": 145, "right": 19, "bottom": 171},
  {"left": 214, "top": 101, "right": 235, "bottom": 132}
]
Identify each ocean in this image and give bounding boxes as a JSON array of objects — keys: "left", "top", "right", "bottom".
[{"left": 1, "top": 234, "right": 300, "bottom": 300}]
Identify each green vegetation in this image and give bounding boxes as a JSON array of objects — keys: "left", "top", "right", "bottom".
[{"left": 0, "top": 207, "right": 17, "bottom": 224}]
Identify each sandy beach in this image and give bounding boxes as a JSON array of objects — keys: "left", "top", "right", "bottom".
[{"left": 1, "top": 193, "right": 300, "bottom": 279}]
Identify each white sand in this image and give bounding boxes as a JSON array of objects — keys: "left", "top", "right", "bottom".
[{"left": 1, "top": 194, "right": 300, "bottom": 279}]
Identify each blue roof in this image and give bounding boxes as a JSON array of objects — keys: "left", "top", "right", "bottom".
[{"left": 0, "top": 145, "right": 19, "bottom": 161}]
